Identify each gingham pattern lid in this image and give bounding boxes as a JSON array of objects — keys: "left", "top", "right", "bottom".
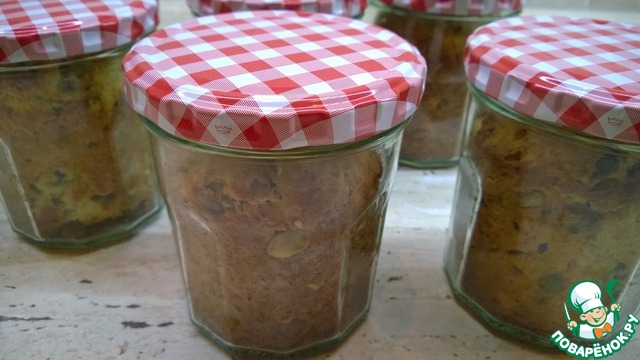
[
  {"left": 187, "top": 0, "right": 368, "bottom": 17},
  {"left": 465, "top": 16, "right": 640, "bottom": 144},
  {"left": 0, "top": 0, "right": 158, "bottom": 64},
  {"left": 123, "top": 10, "right": 427, "bottom": 151},
  {"left": 378, "top": 0, "right": 521, "bottom": 16}
]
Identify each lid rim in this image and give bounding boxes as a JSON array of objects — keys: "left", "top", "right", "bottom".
[
  {"left": 142, "top": 113, "right": 409, "bottom": 155},
  {"left": 464, "top": 15, "right": 640, "bottom": 144},
  {"left": 468, "top": 82, "right": 640, "bottom": 148}
]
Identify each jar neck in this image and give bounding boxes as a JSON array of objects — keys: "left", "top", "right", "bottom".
[{"left": 369, "top": 0, "right": 521, "bottom": 20}]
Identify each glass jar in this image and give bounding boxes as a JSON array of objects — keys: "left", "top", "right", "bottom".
[
  {"left": 363, "top": 0, "right": 521, "bottom": 168},
  {"left": 122, "top": 10, "right": 426, "bottom": 357},
  {"left": 0, "top": 0, "right": 162, "bottom": 248},
  {"left": 187, "top": 0, "right": 368, "bottom": 18},
  {"left": 446, "top": 16, "right": 640, "bottom": 349},
  {"left": 147, "top": 123, "right": 404, "bottom": 356}
]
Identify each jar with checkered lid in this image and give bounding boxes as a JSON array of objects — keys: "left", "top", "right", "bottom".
[
  {"left": 362, "top": 0, "right": 521, "bottom": 168},
  {"left": 122, "top": 10, "right": 426, "bottom": 357},
  {"left": 445, "top": 16, "right": 640, "bottom": 347},
  {"left": 0, "top": 0, "right": 163, "bottom": 248},
  {"left": 187, "top": 0, "right": 368, "bottom": 18}
]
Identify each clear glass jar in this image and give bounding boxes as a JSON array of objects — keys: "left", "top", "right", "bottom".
[
  {"left": 445, "top": 85, "right": 640, "bottom": 346},
  {"left": 146, "top": 120, "right": 405, "bottom": 356},
  {"left": 0, "top": 46, "right": 162, "bottom": 248},
  {"left": 364, "top": 0, "right": 520, "bottom": 168},
  {"left": 123, "top": 10, "right": 425, "bottom": 357},
  {"left": 0, "top": 0, "right": 161, "bottom": 248}
]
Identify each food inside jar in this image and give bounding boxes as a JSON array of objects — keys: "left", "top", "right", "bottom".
[
  {"left": 458, "top": 100, "right": 640, "bottom": 340},
  {"left": 153, "top": 139, "right": 390, "bottom": 352},
  {"left": 0, "top": 51, "right": 159, "bottom": 242},
  {"left": 370, "top": 9, "right": 486, "bottom": 164}
]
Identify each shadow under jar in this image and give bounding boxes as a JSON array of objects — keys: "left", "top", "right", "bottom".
[
  {"left": 445, "top": 16, "right": 640, "bottom": 348},
  {"left": 0, "top": 0, "right": 162, "bottom": 248},
  {"left": 122, "top": 10, "right": 426, "bottom": 358},
  {"left": 363, "top": 0, "right": 521, "bottom": 168}
]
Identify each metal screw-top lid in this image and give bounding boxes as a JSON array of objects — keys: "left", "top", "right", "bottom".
[
  {"left": 0, "top": 0, "right": 158, "bottom": 64},
  {"left": 465, "top": 16, "right": 640, "bottom": 144},
  {"left": 123, "top": 10, "right": 427, "bottom": 150}
]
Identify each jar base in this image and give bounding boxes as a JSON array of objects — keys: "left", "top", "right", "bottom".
[
  {"left": 11, "top": 204, "right": 163, "bottom": 249},
  {"left": 190, "top": 307, "right": 370, "bottom": 358},
  {"left": 445, "top": 271, "right": 557, "bottom": 348}
]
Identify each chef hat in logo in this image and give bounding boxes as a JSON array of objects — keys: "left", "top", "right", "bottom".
[{"left": 570, "top": 281, "right": 604, "bottom": 313}]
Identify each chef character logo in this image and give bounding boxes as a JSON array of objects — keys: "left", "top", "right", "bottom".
[
  {"left": 552, "top": 279, "right": 639, "bottom": 358},
  {"left": 565, "top": 280, "right": 621, "bottom": 340}
]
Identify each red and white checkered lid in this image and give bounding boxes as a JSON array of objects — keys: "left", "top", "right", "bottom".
[
  {"left": 0, "top": 0, "right": 158, "bottom": 64},
  {"left": 187, "top": 0, "right": 368, "bottom": 17},
  {"left": 465, "top": 16, "right": 640, "bottom": 144},
  {"left": 123, "top": 10, "right": 427, "bottom": 151},
  {"left": 378, "top": 0, "right": 521, "bottom": 16}
]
